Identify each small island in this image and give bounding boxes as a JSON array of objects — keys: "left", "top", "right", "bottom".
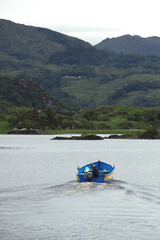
[{"left": 51, "top": 134, "right": 104, "bottom": 140}]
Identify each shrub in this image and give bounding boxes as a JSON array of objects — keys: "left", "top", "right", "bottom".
[{"left": 139, "top": 127, "right": 160, "bottom": 139}]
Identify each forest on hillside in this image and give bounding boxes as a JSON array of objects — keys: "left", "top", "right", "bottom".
[{"left": 1, "top": 20, "right": 160, "bottom": 109}]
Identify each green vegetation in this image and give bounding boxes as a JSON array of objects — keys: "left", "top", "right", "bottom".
[
  {"left": 1, "top": 20, "right": 160, "bottom": 108},
  {"left": 1, "top": 105, "right": 160, "bottom": 135},
  {"left": 0, "top": 76, "right": 65, "bottom": 112},
  {"left": 1, "top": 20, "right": 160, "bottom": 137},
  {"left": 139, "top": 127, "right": 160, "bottom": 139},
  {"left": 0, "top": 119, "right": 11, "bottom": 134}
]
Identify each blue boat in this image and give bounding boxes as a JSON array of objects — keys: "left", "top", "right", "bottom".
[{"left": 76, "top": 160, "right": 115, "bottom": 183}]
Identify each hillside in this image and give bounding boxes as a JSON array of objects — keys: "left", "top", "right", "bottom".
[
  {"left": 1, "top": 105, "right": 160, "bottom": 134},
  {"left": 0, "top": 76, "right": 64, "bottom": 113},
  {"left": 1, "top": 20, "right": 160, "bottom": 109},
  {"left": 0, "top": 19, "right": 106, "bottom": 65},
  {"left": 95, "top": 34, "right": 160, "bottom": 56}
]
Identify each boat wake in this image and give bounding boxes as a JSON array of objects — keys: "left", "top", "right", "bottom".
[
  {"left": 1, "top": 180, "right": 159, "bottom": 206},
  {"left": 47, "top": 179, "right": 127, "bottom": 197},
  {"left": 47, "top": 179, "right": 160, "bottom": 205},
  {"left": 131, "top": 185, "right": 160, "bottom": 204}
]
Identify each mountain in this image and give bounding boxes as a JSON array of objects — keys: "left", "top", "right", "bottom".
[
  {"left": 0, "top": 76, "right": 64, "bottom": 112},
  {"left": 1, "top": 19, "right": 160, "bottom": 109},
  {"left": 0, "top": 19, "right": 110, "bottom": 108},
  {"left": 95, "top": 34, "right": 160, "bottom": 56},
  {"left": 0, "top": 19, "right": 106, "bottom": 65}
]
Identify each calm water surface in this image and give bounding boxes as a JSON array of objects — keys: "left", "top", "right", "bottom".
[{"left": 0, "top": 135, "right": 160, "bottom": 240}]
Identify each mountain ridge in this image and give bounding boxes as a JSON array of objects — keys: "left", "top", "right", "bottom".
[
  {"left": 95, "top": 34, "right": 160, "bottom": 56},
  {"left": 0, "top": 19, "right": 106, "bottom": 65}
]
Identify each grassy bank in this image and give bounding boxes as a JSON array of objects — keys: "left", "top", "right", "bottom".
[
  {"left": 41, "top": 129, "right": 143, "bottom": 135},
  {"left": 0, "top": 125, "right": 142, "bottom": 135}
]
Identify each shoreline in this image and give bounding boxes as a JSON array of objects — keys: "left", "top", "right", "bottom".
[
  {"left": 1, "top": 128, "right": 160, "bottom": 139},
  {"left": 0, "top": 129, "right": 142, "bottom": 135}
]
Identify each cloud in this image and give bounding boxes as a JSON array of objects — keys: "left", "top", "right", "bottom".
[
  {"left": 48, "top": 24, "right": 121, "bottom": 33},
  {"left": 1, "top": 0, "right": 160, "bottom": 44},
  {"left": 42, "top": 23, "right": 123, "bottom": 44}
]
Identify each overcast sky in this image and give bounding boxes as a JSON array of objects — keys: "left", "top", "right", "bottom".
[{"left": 0, "top": 0, "right": 160, "bottom": 45}]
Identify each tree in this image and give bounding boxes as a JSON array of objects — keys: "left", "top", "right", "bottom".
[{"left": 45, "top": 108, "right": 54, "bottom": 123}]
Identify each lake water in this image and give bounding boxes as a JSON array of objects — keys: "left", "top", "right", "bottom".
[{"left": 0, "top": 135, "right": 160, "bottom": 240}]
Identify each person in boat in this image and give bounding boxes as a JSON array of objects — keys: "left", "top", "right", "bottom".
[{"left": 91, "top": 164, "right": 99, "bottom": 178}]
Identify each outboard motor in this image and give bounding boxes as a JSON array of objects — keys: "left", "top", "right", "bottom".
[{"left": 85, "top": 172, "right": 93, "bottom": 182}]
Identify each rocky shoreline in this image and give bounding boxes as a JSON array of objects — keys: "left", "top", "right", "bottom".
[
  {"left": 8, "top": 127, "right": 40, "bottom": 134},
  {"left": 51, "top": 134, "right": 104, "bottom": 140}
]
